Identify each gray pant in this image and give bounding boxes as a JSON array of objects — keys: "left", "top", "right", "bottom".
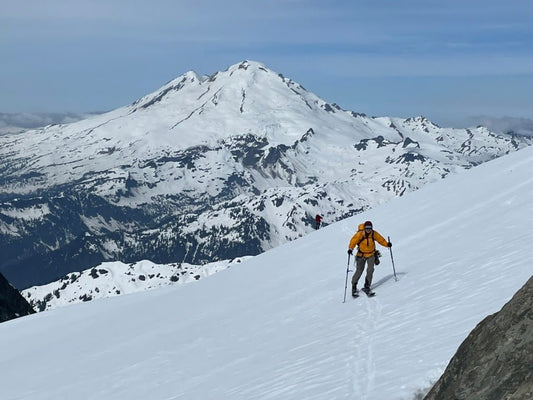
[{"left": 351, "top": 255, "right": 375, "bottom": 289}]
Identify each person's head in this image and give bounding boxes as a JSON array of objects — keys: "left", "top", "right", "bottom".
[{"left": 364, "top": 221, "right": 373, "bottom": 233}]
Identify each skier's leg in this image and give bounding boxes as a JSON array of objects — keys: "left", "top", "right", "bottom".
[
  {"left": 351, "top": 256, "right": 366, "bottom": 288},
  {"left": 364, "top": 255, "right": 376, "bottom": 289}
]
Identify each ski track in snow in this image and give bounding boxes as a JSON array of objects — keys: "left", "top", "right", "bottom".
[{"left": 351, "top": 297, "right": 380, "bottom": 399}]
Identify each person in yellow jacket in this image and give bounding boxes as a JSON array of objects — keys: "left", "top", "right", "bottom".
[{"left": 347, "top": 220, "right": 392, "bottom": 296}]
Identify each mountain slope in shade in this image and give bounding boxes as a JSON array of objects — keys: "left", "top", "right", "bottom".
[
  {"left": 0, "top": 145, "right": 532, "bottom": 399},
  {"left": 1, "top": 60, "right": 531, "bottom": 288}
]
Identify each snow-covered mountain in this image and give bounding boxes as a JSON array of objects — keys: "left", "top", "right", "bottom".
[
  {"left": 1, "top": 144, "right": 532, "bottom": 400},
  {"left": 22, "top": 257, "right": 250, "bottom": 311},
  {"left": 0, "top": 60, "right": 531, "bottom": 289}
]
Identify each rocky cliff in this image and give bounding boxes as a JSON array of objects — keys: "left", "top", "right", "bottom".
[
  {"left": 424, "top": 276, "right": 533, "bottom": 400},
  {"left": 0, "top": 272, "right": 35, "bottom": 322}
]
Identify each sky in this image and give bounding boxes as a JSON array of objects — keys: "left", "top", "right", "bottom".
[
  {"left": 2, "top": 142, "right": 532, "bottom": 399},
  {"left": 1, "top": 0, "right": 533, "bottom": 129}
]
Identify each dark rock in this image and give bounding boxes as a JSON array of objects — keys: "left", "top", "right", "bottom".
[
  {"left": 424, "top": 276, "right": 533, "bottom": 400},
  {"left": 0, "top": 271, "right": 35, "bottom": 322}
]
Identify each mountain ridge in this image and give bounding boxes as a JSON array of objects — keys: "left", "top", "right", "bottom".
[{"left": 22, "top": 257, "right": 251, "bottom": 312}]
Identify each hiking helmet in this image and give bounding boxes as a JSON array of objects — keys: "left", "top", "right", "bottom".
[{"left": 364, "top": 221, "right": 373, "bottom": 229}]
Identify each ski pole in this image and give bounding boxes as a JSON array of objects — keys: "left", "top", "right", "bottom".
[
  {"left": 343, "top": 253, "right": 352, "bottom": 303},
  {"left": 388, "top": 236, "right": 398, "bottom": 282}
]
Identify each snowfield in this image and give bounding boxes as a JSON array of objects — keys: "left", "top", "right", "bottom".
[
  {"left": 22, "top": 257, "right": 252, "bottom": 311},
  {"left": 1, "top": 145, "right": 532, "bottom": 399}
]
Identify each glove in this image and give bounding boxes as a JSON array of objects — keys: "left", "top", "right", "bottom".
[
  {"left": 387, "top": 242, "right": 392, "bottom": 248},
  {"left": 347, "top": 249, "right": 353, "bottom": 255}
]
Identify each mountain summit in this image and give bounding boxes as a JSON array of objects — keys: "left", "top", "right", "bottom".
[{"left": 0, "top": 61, "right": 531, "bottom": 288}]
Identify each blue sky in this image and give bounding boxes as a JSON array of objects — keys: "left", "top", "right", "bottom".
[{"left": 1, "top": 0, "right": 532, "bottom": 128}]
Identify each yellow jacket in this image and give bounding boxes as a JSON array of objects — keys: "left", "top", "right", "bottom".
[{"left": 348, "top": 223, "right": 389, "bottom": 257}]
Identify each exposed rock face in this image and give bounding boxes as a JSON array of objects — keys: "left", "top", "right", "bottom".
[
  {"left": 0, "top": 271, "right": 35, "bottom": 322},
  {"left": 424, "top": 276, "right": 533, "bottom": 400}
]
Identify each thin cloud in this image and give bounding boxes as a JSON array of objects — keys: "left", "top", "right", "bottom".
[
  {"left": 1, "top": 0, "right": 532, "bottom": 126},
  {"left": 469, "top": 116, "right": 533, "bottom": 137},
  {"left": 0, "top": 112, "right": 96, "bottom": 129}
]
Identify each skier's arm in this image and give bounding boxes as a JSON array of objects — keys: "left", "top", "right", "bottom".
[
  {"left": 348, "top": 232, "right": 362, "bottom": 250},
  {"left": 374, "top": 232, "right": 390, "bottom": 248}
]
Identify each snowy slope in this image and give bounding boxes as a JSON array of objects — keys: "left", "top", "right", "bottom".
[
  {"left": 22, "top": 257, "right": 251, "bottom": 311},
  {"left": 1, "top": 145, "right": 532, "bottom": 399}
]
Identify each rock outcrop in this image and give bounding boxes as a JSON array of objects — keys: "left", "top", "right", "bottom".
[
  {"left": 0, "top": 271, "right": 35, "bottom": 322},
  {"left": 424, "top": 276, "right": 533, "bottom": 400}
]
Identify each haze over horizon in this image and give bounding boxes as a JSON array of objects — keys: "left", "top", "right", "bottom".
[{"left": 1, "top": 1, "right": 532, "bottom": 131}]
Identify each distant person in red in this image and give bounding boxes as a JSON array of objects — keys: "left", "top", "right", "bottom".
[{"left": 315, "top": 214, "right": 323, "bottom": 230}]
